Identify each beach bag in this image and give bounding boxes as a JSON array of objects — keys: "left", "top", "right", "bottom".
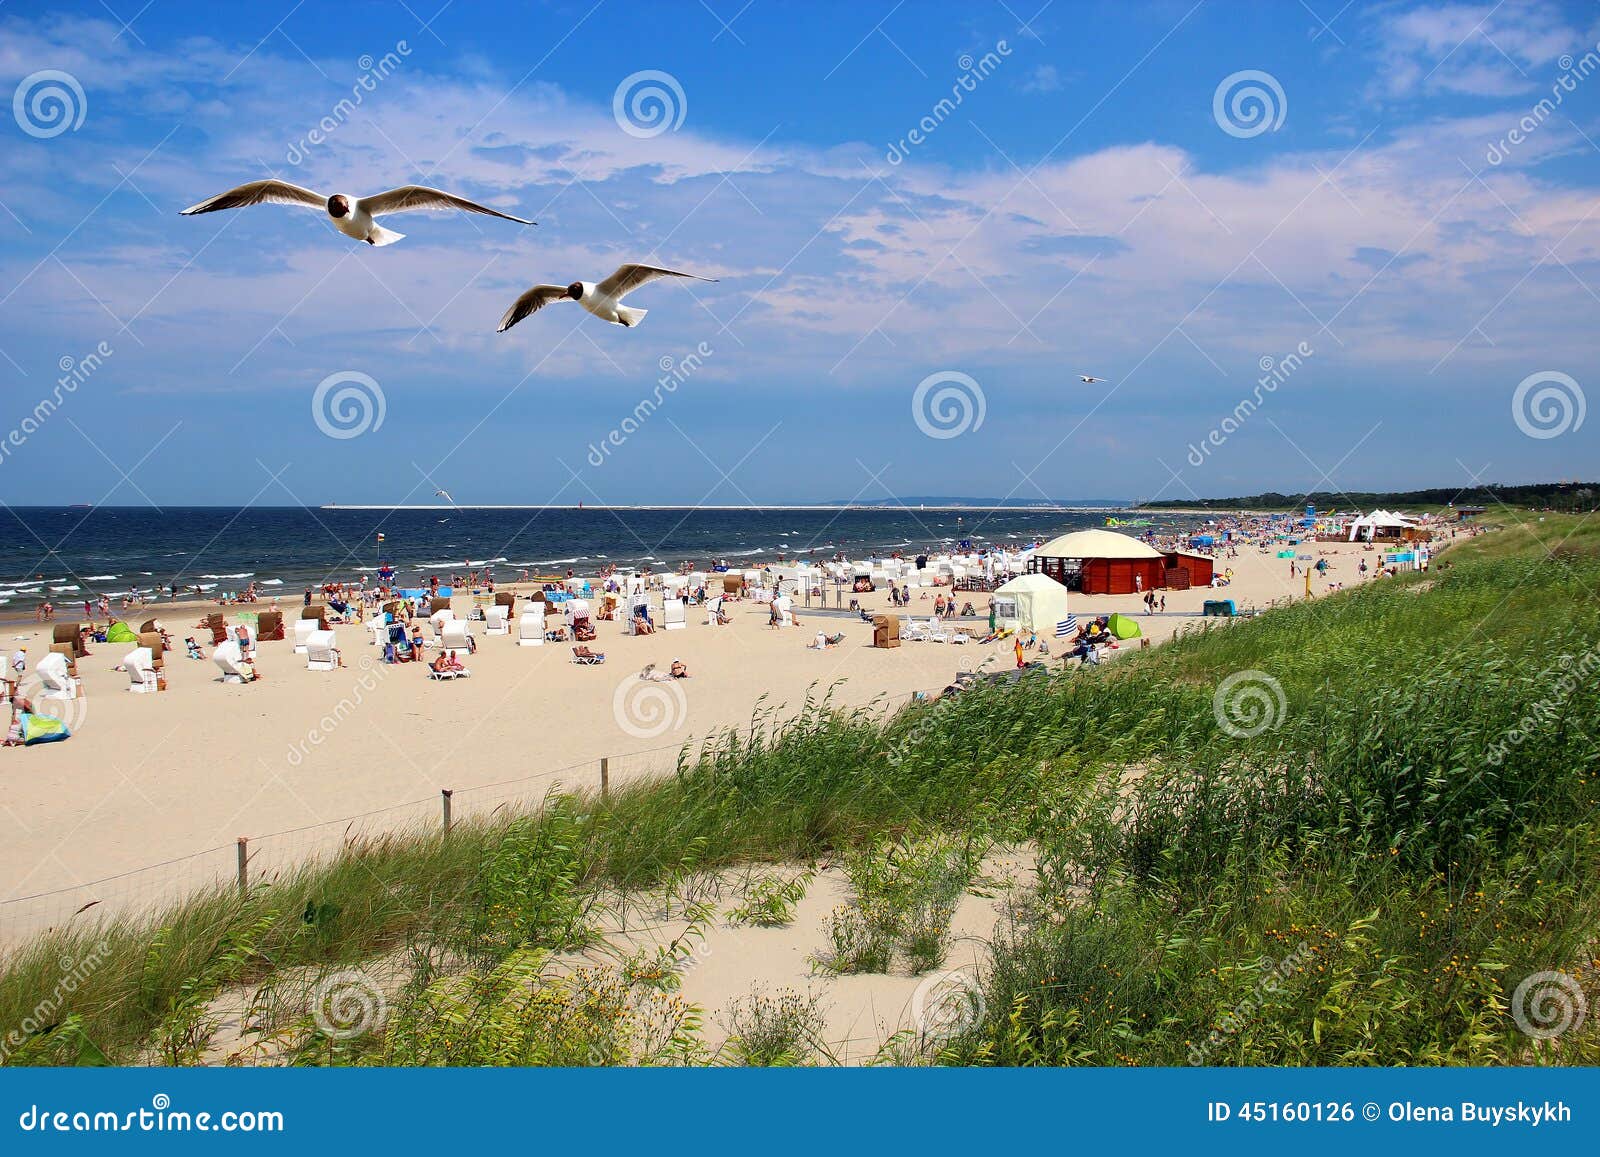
[{"left": 19, "top": 713, "right": 71, "bottom": 745}]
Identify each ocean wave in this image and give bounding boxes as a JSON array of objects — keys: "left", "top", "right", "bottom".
[
  {"left": 200, "top": 573, "right": 255, "bottom": 579},
  {"left": 81, "top": 574, "right": 120, "bottom": 581},
  {"left": 50, "top": 585, "right": 80, "bottom": 592},
  {"left": 259, "top": 579, "right": 283, "bottom": 586}
]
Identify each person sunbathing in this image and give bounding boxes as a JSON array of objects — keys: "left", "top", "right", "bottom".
[
  {"left": 4, "top": 696, "right": 31, "bottom": 746},
  {"left": 445, "top": 650, "right": 469, "bottom": 674},
  {"left": 808, "top": 631, "right": 844, "bottom": 650},
  {"left": 184, "top": 637, "right": 204, "bottom": 660},
  {"left": 633, "top": 609, "right": 655, "bottom": 635},
  {"left": 669, "top": 659, "right": 689, "bottom": 678},
  {"left": 431, "top": 652, "right": 452, "bottom": 674}
]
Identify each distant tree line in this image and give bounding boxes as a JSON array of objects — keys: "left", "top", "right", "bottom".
[{"left": 1138, "top": 482, "right": 1599, "bottom": 512}]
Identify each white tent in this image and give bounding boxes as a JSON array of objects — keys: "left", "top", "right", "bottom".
[
  {"left": 1347, "top": 509, "right": 1415, "bottom": 541},
  {"left": 992, "top": 574, "right": 1072, "bottom": 633}
]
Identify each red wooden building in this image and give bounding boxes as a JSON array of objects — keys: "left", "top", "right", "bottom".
[
  {"left": 1161, "top": 550, "right": 1215, "bottom": 590},
  {"left": 1028, "top": 529, "right": 1169, "bottom": 596}
]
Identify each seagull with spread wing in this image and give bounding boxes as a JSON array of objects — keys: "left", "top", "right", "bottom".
[
  {"left": 1078, "top": 375, "right": 1109, "bottom": 384},
  {"left": 497, "top": 263, "right": 717, "bottom": 332},
  {"left": 180, "top": 180, "right": 533, "bottom": 246}
]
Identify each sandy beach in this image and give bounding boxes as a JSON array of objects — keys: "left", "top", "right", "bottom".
[{"left": 0, "top": 528, "right": 1444, "bottom": 945}]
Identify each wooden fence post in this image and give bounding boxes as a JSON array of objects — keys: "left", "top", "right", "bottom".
[
  {"left": 441, "top": 789, "right": 453, "bottom": 834},
  {"left": 600, "top": 757, "right": 610, "bottom": 800},
  {"left": 235, "top": 837, "right": 249, "bottom": 898}
]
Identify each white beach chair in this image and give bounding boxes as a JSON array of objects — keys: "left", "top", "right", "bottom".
[
  {"left": 212, "top": 641, "right": 256, "bottom": 684},
  {"left": 518, "top": 608, "right": 546, "bottom": 647},
  {"left": 430, "top": 609, "right": 456, "bottom": 638},
  {"left": 306, "top": 630, "right": 341, "bottom": 671},
  {"left": 125, "top": 647, "right": 159, "bottom": 693},
  {"left": 925, "top": 619, "right": 950, "bottom": 643},
  {"left": 428, "top": 653, "right": 471, "bottom": 680},
  {"left": 901, "top": 619, "right": 930, "bottom": 642},
  {"left": 484, "top": 605, "right": 510, "bottom": 635},
  {"left": 624, "top": 595, "right": 653, "bottom": 635},
  {"left": 367, "top": 620, "right": 391, "bottom": 648},
  {"left": 442, "top": 620, "right": 475, "bottom": 653},
  {"left": 293, "top": 618, "right": 318, "bottom": 654},
  {"left": 35, "top": 652, "right": 78, "bottom": 699},
  {"left": 705, "top": 595, "right": 729, "bottom": 627},
  {"left": 663, "top": 598, "right": 686, "bottom": 631}
]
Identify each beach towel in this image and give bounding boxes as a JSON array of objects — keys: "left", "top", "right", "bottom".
[
  {"left": 1055, "top": 615, "right": 1078, "bottom": 638},
  {"left": 19, "top": 713, "right": 70, "bottom": 745}
]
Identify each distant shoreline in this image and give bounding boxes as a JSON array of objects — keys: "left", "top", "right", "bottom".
[{"left": 315, "top": 503, "right": 1132, "bottom": 512}]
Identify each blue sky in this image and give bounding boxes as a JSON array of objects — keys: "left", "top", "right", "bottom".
[{"left": 0, "top": 0, "right": 1596, "bottom": 507}]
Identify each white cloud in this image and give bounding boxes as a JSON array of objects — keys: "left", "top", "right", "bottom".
[
  {"left": 1374, "top": 0, "right": 1585, "bottom": 99},
  {"left": 1019, "top": 64, "right": 1062, "bottom": 93}
]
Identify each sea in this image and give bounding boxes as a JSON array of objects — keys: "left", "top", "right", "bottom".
[{"left": 0, "top": 505, "right": 1201, "bottom": 605}]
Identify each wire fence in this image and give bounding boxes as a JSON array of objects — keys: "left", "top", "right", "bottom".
[{"left": 0, "top": 684, "right": 954, "bottom": 952}]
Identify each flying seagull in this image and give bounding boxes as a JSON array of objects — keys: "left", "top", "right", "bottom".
[
  {"left": 1078, "top": 375, "right": 1108, "bottom": 384},
  {"left": 434, "top": 488, "right": 454, "bottom": 504},
  {"left": 180, "top": 180, "right": 533, "bottom": 246},
  {"left": 497, "top": 264, "right": 716, "bottom": 332}
]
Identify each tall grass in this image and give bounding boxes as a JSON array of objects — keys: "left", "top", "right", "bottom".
[{"left": 3, "top": 516, "right": 1598, "bottom": 1064}]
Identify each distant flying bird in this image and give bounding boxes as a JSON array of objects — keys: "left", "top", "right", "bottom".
[
  {"left": 497, "top": 264, "right": 716, "bottom": 332},
  {"left": 434, "top": 488, "right": 454, "bottom": 503},
  {"left": 1079, "top": 375, "right": 1108, "bottom": 384},
  {"left": 180, "top": 180, "right": 533, "bottom": 246}
]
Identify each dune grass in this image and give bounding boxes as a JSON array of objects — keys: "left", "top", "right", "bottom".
[{"left": 2, "top": 514, "right": 1598, "bottom": 1065}]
